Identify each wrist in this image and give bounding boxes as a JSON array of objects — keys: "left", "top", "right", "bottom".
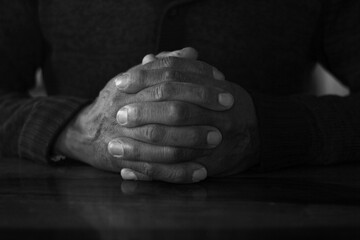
[{"left": 53, "top": 104, "right": 92, "bottom": 162}]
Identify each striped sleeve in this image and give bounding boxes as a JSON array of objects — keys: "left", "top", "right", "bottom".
[{"left": 18, "top": 96, "right": 89, "bottom": 163}]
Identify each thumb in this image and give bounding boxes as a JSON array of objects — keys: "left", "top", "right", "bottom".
[
  {"left": 156, "top": 47, "right": 198, "bottom": 59},
  {"left": 120, "top": 162, "right": 207, "bottom": 183},
  {"left": 142, "top": 47, "right": 199, "bottom": 64}
]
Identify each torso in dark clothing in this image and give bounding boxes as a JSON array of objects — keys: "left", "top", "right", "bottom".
[{"left": 37, "top": 0, "right": 321, "bottom": 98}]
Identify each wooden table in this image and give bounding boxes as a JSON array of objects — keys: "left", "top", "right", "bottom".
[{"left": 1, "top": 157, "right": 360, "bottom": 240}]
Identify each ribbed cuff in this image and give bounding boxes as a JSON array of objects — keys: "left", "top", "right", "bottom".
[
  {"left": 250, "top": 93, "right": 321, "bottom": 171},
  {"left": 18, "top": 96, "right": 89, "bottom": 163}
]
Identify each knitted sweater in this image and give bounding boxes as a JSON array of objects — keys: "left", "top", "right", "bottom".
[{"left": 1, "top": 0, "right": 360, "bottom": 170}]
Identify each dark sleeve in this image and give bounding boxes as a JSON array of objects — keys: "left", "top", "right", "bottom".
[
  {"left": 0, "top": 0, "right": 89, "bottom": 162},
  {"left": 251, "top": 0, "right": 360, "bottom": 170}
]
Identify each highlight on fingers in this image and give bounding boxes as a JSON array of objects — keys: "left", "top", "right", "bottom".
[
  {"left": 116, "top": 52, "right": 225, "bottom": 94},
  {"left": 121, "top": 168, "right": 152, "bottom": 181},
  {"left": 142, "top": 47, "right": 198, "bottom": 66},
  {"left": 137, "top": 81, "right": 234, "bottom": 111},
  {"left": 117, "top": 47, "right": 224, "bottom": 94},
  {"left": 142, "top": 56, "right": 225, "bottom": 81},
  {"left": 120, "top": 161, "right": 208, "bottom": 183},
  {"left": 107, "top": 137, "right": 207, "bottom": 163},
  {"left": 156, "top": 47, "right": 199, "bottom": 60},
  {"left": 119, "top": 124, "right": 222, "bottom": 149},
  {"left": 142, "top": 54, "right": 156, "bottom": 64},
  {"left": 116, "top": 102, "right": 213, "bottom": 128}
]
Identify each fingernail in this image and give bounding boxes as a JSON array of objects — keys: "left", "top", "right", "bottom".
[
  {"left": 117, "top": 107, "right": 128, "bottom": 125},
  {"left": 218, "top": 93, "right": 234, "bottom": 108},
  {"left": 108, "top": 139, "right": 124, "bottom": 158},
  {"left": 207, "top": 131, "right": 222, "bottom": 146},
  {"left": 142, "top": 54, "right": 156, "bottom": 64},
  {"left": 213, "top": 68, "right": 225, "bottom": 80},
  {"left": 114, "top": 73, "right": 130, "bottom": 89},
  {"left": 121, "top": 169, "right": 138, "bottom": 181},
  {"left": 192, "top": 167, "right": 207, "bottom": 182},
  {"left": 181, "top": 47, "right": 198, "bottom": 59}
]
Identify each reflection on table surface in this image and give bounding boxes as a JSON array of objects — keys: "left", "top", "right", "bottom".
[{"left": 1, "top": 157, "right": 360, "bottom": 240}]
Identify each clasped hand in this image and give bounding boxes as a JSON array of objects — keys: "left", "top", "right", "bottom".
[{"left": 55, "top": 48, "right": 259, "bottom": 183}]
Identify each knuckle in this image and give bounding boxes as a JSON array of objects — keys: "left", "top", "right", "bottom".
[
  {"left": 142, "top": 162, "right": 187, "bottom": 183},
  {"left": 163, "top": 69, "right": 184, "bottom": 82},
  {"left": 187, "top": 129, "right": 201, "bottom": 145},
  {"left": 162, "top": 82, "right": 177, "bottom": 98},
  {"left": 160, "top": 56, "right": 177, "bottom": 68},
  {"left": 194, "top": 86, "right": 208, "bottom": 103},
  {"left": 168, "top": 102, "right": 189, "bottom": 124},
  {"left": 153, "top": 82, "right": 179, "bottom": 101},
  {"left": 154, "top": 83, "right": 169, "bottom": 100},
  {"left": 131, "top": 145, "right": 141, "bottom": 161},
  {"left": 129, "top": 106, "right": 141, "bottom": 125},
  {"left": 99, "top": 80, "right": 116, "bottom": 100},
  {"left": 142, "top": 163, "right": 154, "bottom": 177},
  {"left": 154, "top": 84, "right": 164, "bottom": 100},
  {"left": 144, "top": 125, "right": 164, "bottom": 143},
  {"left": 163, "top": 69, "right": 177, "bottom": 82},
  {"left": 163, "top": 69, "right": 175, "bottom": 81},
  {"left": 132, "top": 69, "right": 146, "bottom": 86},
  {"left": 99, "top": 88, "right": 111, "bottom": 100},
  {"left": 167, "top": 168, "right": 187, "bottom": 183},
  {"left": 168, "top": 148, "right": 187, "bottom": 162}
]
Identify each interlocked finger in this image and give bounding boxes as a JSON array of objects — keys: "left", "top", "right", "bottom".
[
  {"left": 114, "top": 57, "right": 225, "bottom": 93},
  {"left": 121, "top": 124, "right": 222, "bottom": 148},
  {"left": 116, "top": 101, "right": 219, "bottom": 128},
  {"left": 119, "top": 160, "right": 208, "bottom": 183},
  {"left": 144, "top": 57, "right": 225, "bottom": 81},
  {"left": 137, "top": 81, "right": 234, "bottom": 111},
  {"left": 107, "top": 137, "right": 207, "bottom": 163}
]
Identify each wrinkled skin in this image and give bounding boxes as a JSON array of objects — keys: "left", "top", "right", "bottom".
[
  {"left": 118, "top": 56, "right": 260, "bottom": 180},
  {"left": 55, "top": 48, "right": 259, "bottom": 183}
]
